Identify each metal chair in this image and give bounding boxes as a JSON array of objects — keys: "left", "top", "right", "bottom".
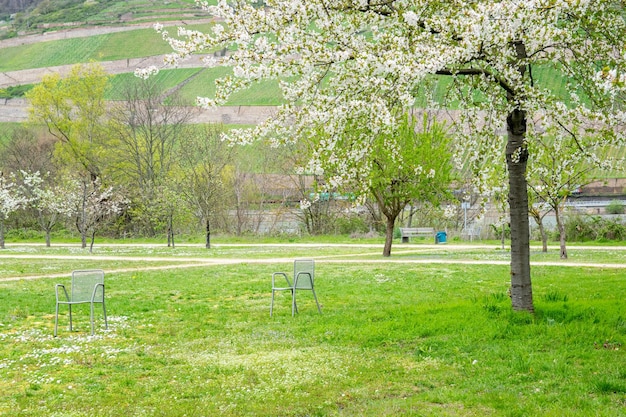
[
  {"left": 271, "top": 259, "right": 321, "bottom": 317},
  {"left": 55, "top": 269, "right": 108, "bottom": 336}
]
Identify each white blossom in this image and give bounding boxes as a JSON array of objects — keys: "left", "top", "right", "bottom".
[
  {"left": 299, "top": 199, "right": 312, "bottom": 210},
  {"left": 134, "top": 66, "right": 160, "bottom": 79},
  {"left": 157, "top": 0, "right": 626, "bottom": 197}
]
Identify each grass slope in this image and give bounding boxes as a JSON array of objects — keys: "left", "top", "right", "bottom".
[{"left": 0, "top": 25, "right": 214, "bottom": 72}]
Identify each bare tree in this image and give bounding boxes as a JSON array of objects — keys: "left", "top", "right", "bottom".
[
  {"left": 0, "top": 126, "right": 56, "bottom": 176},
  {"left": 176, "top": 124, "right": 232, "bottom": 248},
  {"left": 67, "top": 177, "right": 127, "bottom": 252},
  {"left": 107, "top": 76, "right": 196, "bottom": 236}
]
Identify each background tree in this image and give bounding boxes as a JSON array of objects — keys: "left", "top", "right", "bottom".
[
  {"left": 66, "top": 176, "right": 128, "bottom": 252},
  {"left": 160, "top": 1, "right": 626, "bottom": 312},
  {"left": 315, "top": 113, "right": 453, "bottom": 256},
  {"left": 152, "top": 182, "right": 193, "bottom": 248},
  {"left": 0, "top": 125, "right": 56, "bottom": 176},
  {"left": 107, "top": 76, "right": 195, "bottom": 236},
  {"left": 18, "top": 170, "right": 74, "bottom": 247},
  {"left": 527, "top": 133, "right": 601, "bottom": 259},
  {"left": 26, "top": 63, "right": 109, "bottom": 181},
  {"left": 175, "top": 124, "right": 232, "bottom": 248},
  {"left": 528, "top": 192, "right": 551, "bottom": 253},
  {"left": 0, "top": 173, "right": 25, "bottom": 249}
]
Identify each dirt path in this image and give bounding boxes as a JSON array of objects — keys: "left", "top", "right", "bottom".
[
  {"left": 0, "top": 243, "right": 624, "bottom": 282},
  {"left": 0, "top": 19, "right": 216, "bottom": 49},
  {"left": 0, "top": 54, "right": 209, "bottom": 89}
]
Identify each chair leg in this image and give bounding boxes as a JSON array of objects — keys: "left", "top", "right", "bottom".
[
  {"left": 312, "top": 289, "right": 321, "bottom": 314},
  {"left": 68, "top": 305, "right": 73, "bottom": 332},
  {"left": 54, "top": 303, "right": 59, "bottom": 337},
  {"left": 270, "top": 289, "right": 275, "bottom": 317},
  {"left": 102, "top": 301, "right": 108, "bottom": 330},
  {"left": 291, "top": 289, "right": 297, "bottom": 317},
  {"left": 90, "top": 302, "right": 95, "bottom": 336}
]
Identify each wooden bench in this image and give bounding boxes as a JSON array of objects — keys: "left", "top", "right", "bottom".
[{"left": 399, "top": 227, "right": 435, "bottom": 243}]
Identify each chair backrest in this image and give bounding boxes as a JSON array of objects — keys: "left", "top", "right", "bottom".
[
  {"left": 71, "top": 270, "right": 105, "bottom": 302},
  {"left": 293, "top": 259, "right": 315, "bottom": 289}
]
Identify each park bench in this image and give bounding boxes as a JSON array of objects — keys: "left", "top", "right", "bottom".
[{"left": 399, "top": 227, "right": 435, "bottom": 243}]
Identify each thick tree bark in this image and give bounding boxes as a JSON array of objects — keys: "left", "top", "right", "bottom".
[
  {"left": 506, "top": 108, "right": 534, "bottom": 313},
  {"left": 0, "top": 221, "right": 5, "bottom": 249}
]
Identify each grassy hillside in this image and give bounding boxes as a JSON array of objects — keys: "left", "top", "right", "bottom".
[
  {"left": 107, "top": 67, "right": 284, "bottom": 106},
  {"left": 0, "top": 23, "right": 213, "bottom": 72}
]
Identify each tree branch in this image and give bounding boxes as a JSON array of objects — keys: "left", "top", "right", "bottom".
[{"left": 436, "top": 68, "right": 516, "bottom": 97}]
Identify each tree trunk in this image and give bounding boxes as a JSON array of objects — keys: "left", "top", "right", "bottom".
[
  {"left": 531, "top": 211, "right": 548, "bottom": 253},
  {"left": 167, "top": 214, "right": 175, "bottom": 248},
  {"left": 383, "top": 215, "right": 396, "bottom": 257},
  {"left": 45, "top": 229, "right": 51, "bottom": 247},
  {"left": 0, "top": 220, "right": 5, "bottom": 249},
  {"left": 555, "top": 205, "right": 567, "bottom": 259},
  {"left": 80, "top": 229, "right": 87, "bottom": 249},
  {"left": 89, "top": 230, "right": 96, "bottom": 253},
  {"left": 205, "top": 217, "right": 211, "bottom": 249},
  {"left": 77, "top": 204, "right": 87, "bottom": 249},
  {"left": 506, "top": 108, "right": 534, "bottom": 313},
  {"left": 407, "top": 205, "right": 414, "bottom": 228},
  {"left": 539, "top": 221, "right": 547, "bottom": 253}
]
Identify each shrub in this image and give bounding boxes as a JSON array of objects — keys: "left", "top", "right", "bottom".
[
  {"left": 565, "top": 214, "right": 626, "bottom": 242},
  {"left": 597, "top": 217, "right": 626, "bottom": 241},
  {"left": 606, "top": 200, "right": 625, "bottom": 215},
  {"left": 335, "top": 213, "right": 369, "bottom": 235},
  {"left": 0, "top": 85, "right": 33, "bottom": 98},
  {"left": 565, "top": 214, "right": 595, "bottom": 241}
]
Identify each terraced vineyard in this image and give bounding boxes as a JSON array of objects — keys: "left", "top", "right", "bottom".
[{"left": 0, "top": 0, "right": 215, "bottom": 35}]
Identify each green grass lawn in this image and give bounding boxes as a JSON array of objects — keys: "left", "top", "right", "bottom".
[{"left": 0, "top": 243, "right": 625, "bottom": 416}]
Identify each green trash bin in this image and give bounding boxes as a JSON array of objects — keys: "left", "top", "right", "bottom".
[{"left": 436, "top": 231, "right": 447, "bottom": 244}]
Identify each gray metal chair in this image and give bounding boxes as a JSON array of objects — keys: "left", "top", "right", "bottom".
[
  {"left": 55, "top": 269, "right": 108, "bottom": 336},
  {"left": 271, "top": 259, "right": 321, "bottom": 317}
]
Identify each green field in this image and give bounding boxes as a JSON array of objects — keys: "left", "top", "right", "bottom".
[
  {"left": 0, "top": 25, "right": 214, "bottom": 72},
  {"left": 0, "top": 242, "right": 625, "bottom": 416}
]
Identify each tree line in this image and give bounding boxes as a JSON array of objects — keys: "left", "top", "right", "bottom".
[
  {"left": 0, "top": 61, "right": 621, "bottom": 269},
  {"left": 0, "top": 64, "right": 321, "bottom": 250},
  {"left": 4, "top": 63, "right": 450, "bottom": 250}
]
